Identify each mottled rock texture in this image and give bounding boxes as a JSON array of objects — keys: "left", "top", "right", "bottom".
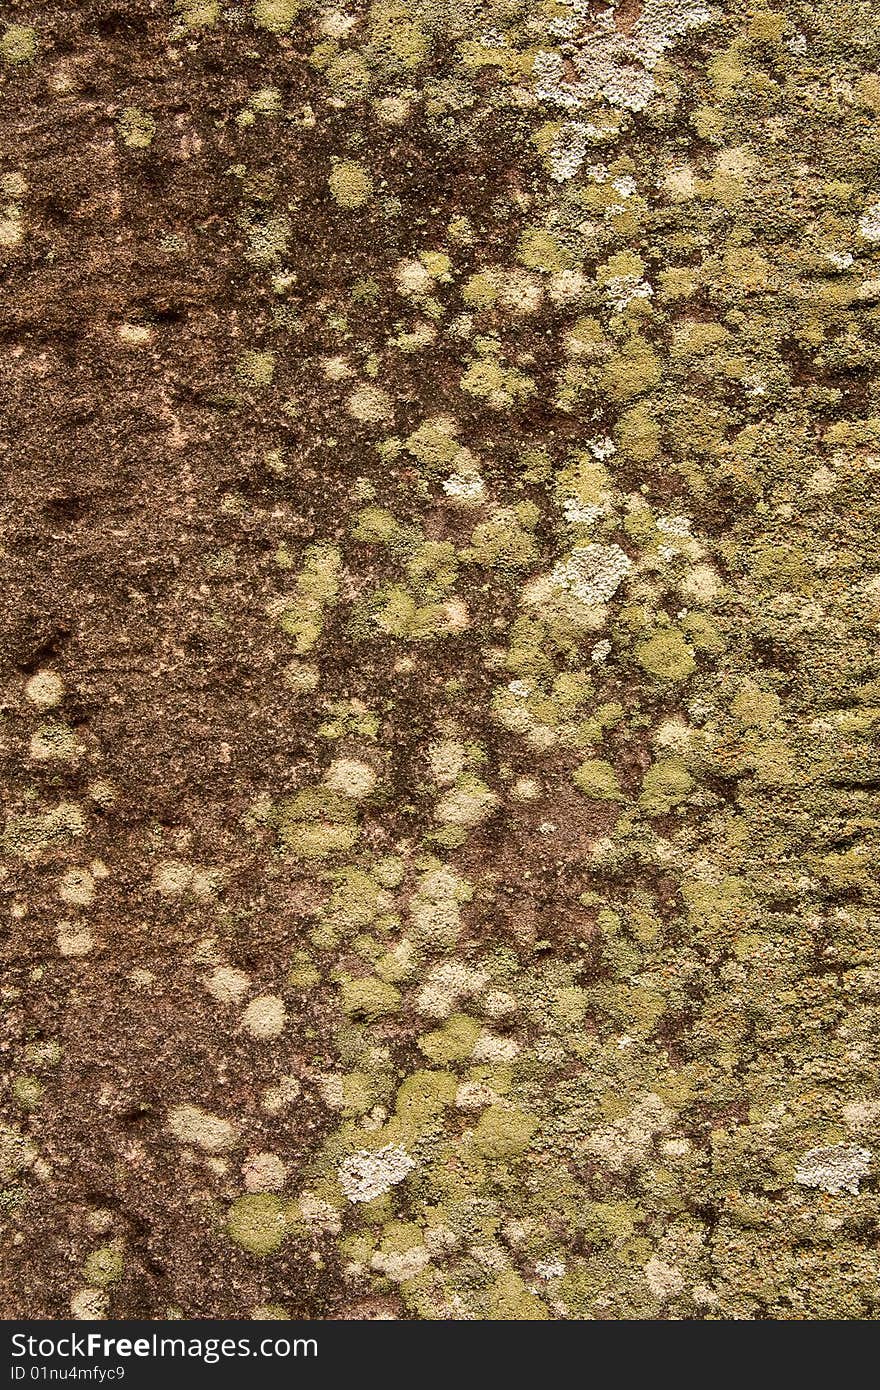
[{"left": 1, "top": 0, "right": 880, "bottom": 1320}]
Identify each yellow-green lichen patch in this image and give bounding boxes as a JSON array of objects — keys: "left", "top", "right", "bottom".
[
  {"left": 12, "top": 1076, "right": 44, "bottom": 1111},
  {"left": 275, "top": 785, "right": 360, "bottom": 859},
  {"left": 367, "top": 583, "right": 469, "bottom": 642},
  {"left": 347, "top": 383, "right": 392, "bottom": 424},
  {"left": 237, "top": 349, "right": 276, "bottom": 387},
  {"left": 271, "top": 543, "right": 342, "bottom": 653},
  {"left": 82, "top": 1246, "right": 124, "bottom": 1289},
  {"left": 340, "top": 977, "right": 401, "bottom": 1020},
  {"left": 227, "top": 1194, "right": 288, "bottom": 1255},
  {"left": 464, "top": 507, "right": 539, "bottom": 569},
  {"left": 516, "top": 228, "right": 571, "bottom": 274},
  {"left": 7, "top": 0, "right": 880, "bottom": 1325},
  {"left": 434, "top": 775, "right": 499, "bottom": 829},
  {"left": 417, "top": 1013, "right": 481, "bottom": 1065},
  {"left": 1, "top": 25, "right": 37, "bottom": 65},
  {"left": 244, "top": 214, "right": 292, "bottom": 267},
  {"left": 635, "top": 629, "right": 696, "bottom": 682},
  {"left": 471, "top": 1106, "right": 538, "bottom": 1160},
  {"left": 405, "top": 415, "right": 460, "bottom": 469},
  {"left": 638, "top": 759, "right": 695, "bottom": 815},
  {"left": 485, "top": 1271, "right": 549, "bottom": 1320},
  {"left": 328, "top": 161, "right": 374, "bottom": 210},
  {"left": 253, "top": 0, "right": 302, "bottom": 32},
  {"left": 174, "top": 1, "right": 220, "bottom": 29},
  {"left": 29, "top": 723, "right": 79, "bottom": 762},
  {"left": 352, "top": 506, "right": 400, "bottom": 543},
  {"left": 394, "top": 1070, "right": 457, "bottom": 1125},
  {"left": 319, "top": 867, "right": 387, "bottom": 939},
  {"left": 460, "top": 351, "right": 536, "bottom": 411},
  {"left": 117, "top": 108, "right": 156, "bottom": 149},
  {"left": 572, "top": 759, "right": 623, "bottom": 802},
  {"left": 3, "top": 802, "right": 85, "bottom": 859}
]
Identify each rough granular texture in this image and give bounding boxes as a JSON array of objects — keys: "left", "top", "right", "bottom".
[{"left": 1, "top": 0, "right": 880, "bottom": 1322}]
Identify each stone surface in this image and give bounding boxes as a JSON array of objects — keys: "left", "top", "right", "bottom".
[{"left": 1, "top": 0, "right": 880, "bottom": 1321}]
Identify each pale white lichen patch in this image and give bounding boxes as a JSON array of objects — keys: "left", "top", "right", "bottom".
[
  {"left": 427, "top": 738, "right": 466, "bottom": 786},
  {"left": 547, "top": 121, "right": 593, "bottom": 182},
  {"left": 472, "top": 1032, "right": 519, "bottom": 1062},
  {"left": 534, "top": 0, "right": 715, "bottom": 113},
  {"left": 394, "top": 257, "right": 433, "bottom": 297},
  {"left": 842, "top": 1099, "right": 880, "bottom": 1132},
  {"left": 241, "top": 994, "right": 287, "bottom": 1039},
  {"left": 679, "top": 563, "right": 721, "bottom": 604},
  {"left": 167, "top": 1103, "right": 237, "bottom": 1153},
  {"left": 857, "top": 203, "right": 880, "bottom": 242},
  {"left": 242, "top": 1151, "right": 287, "bottom": 1192},
  {"left": 56, "top": 921, "right": 94, "bottom": 957},
  {"left": 795, "top": 1144, "right": 872, "bottom": 1195},
  {"left": 591, "top": 639, "right": 612, "bottom": 664},
  {"left": 434, "top": 776, "right": 499, "bottom": 827},
  {"left": 261, "top": 1074, "right": 302, "bottom": 1114},
  {"left": 456, "top": 1081, "right": 501, "bottom": 1110},
  {"left": 442, "top": 467, "right": 487, "bottom": 507},
  {"left": 57, "top": 868, "right": 96, "bottom": 908},
  {"left": 297, "top": 1191, "right": 342, "bottom": 1233},
  {"left": 585, "top": 1093, "right": 673, "bottom": 1170},
  {"left": 510, "top": 775, "right": 541, "bottom": 801},
  {"left": 206, "top": 966, "right": 252, "bottom": 1005},
  {"left": 151, "top": 860, "right": 224, "bottom": 899},
  {"left": 0, "top": 206, "right": 24, "bottom": 247},
  {"left": 481, "top": 989, "right": 517, "bottom": 1019},
  {"left": 416, "top": 961, "right": 487, "bottom": 1018},
  {"left": 24, "top": 670, "right": 65, "bottom": 709},
  {"left": 347, "top": 384, "right": 392, "bottom": 424},
  {"left": 603, "top": 274, "right": 653, "bottom": 311},
  {"left": 70, "top": 1288, "right": 109, "bottom": 1320},
  {"left": 152, "top": 860, "right": 194, "bottom": 896},
  {"left": 645, "top": 1255, "right": 685, "bottom": 1300},
  {"left": 338, "top": 1143, "right": 416, "bottom": 1202},
  {"left": 324, "top": 757, "right": 377, "bottom": 800},
  {"left": 548, "top": 543, "right": 632, "bottom": 605},
  {"left": 118, "top": 323, "right": 152, "bottom": 346},
  {"left": 370, "top": 1245, "right": 430, "bottom": 1282}
]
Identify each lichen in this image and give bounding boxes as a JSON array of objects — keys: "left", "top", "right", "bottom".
[
  {"left": 253, "top": 0, "right": 302, "bottom": 33},
  {"left": 340, "top": 977, "right": 401, "bottom": 1020},
  {"left": 227, "top": 1194, "right": 288, "bottom": 1255},
  {"left": 328, "top": 160, "right": 374, "bottom": 210},
  {"left": 82, "top": 1246, "right": 124, "bottom": 1288},
  {"left": 635, "top": 629, "right": 697, "bottom": 681},
  {"left": 117, "top": 107, "right": 155, "bottom": 149},
  {"left": 573, "top": 758, "right": 623, "bottom": 802},
  {"left": 338, "top": 1144, "right": 416, "bottom": 1203},
  {"left": 7, "top": 0, "right": 880, "bottom": 1326},
  {"left": 1, "top": 25, "right": 37, "bottom": 66}
]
